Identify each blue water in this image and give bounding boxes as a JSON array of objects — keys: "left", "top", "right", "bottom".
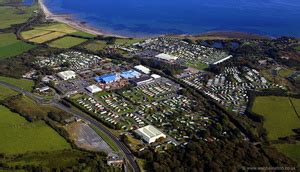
[
  {"left": 44, "top": 0, "right": 300, "bottom": 37},
  {"left": 23, "top": 0, "right": 34, "bottom": 5}
]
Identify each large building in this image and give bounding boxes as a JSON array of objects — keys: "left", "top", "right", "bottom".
[
  {"left": 57, "top": 70, "right": 76, "bottom": 80},
  {"left": 95, "top": 73, "right": 120, "bottom": 84},
  {"left": 130, "top": 76, "right": 153, "bottom": 86},
  {"left": 135, "top": 125, "right": 166, "bottom": 144},
  {"left": 155, "top": 53, "right": 178, "bottom": 61},
  {"left": 120, "top": 70, "right": 141, "bottom": 79},
  {"left": 86, "top": 85, "right": 102, "bottom": 93},
  {"left": 134, "top": 65, "right": 151, "bottom": 74}
]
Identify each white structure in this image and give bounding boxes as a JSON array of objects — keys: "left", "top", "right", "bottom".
[
  {"left": 213, "top": 55, "right": 233, "bottom": 65},
  {"left": 135, "top": 125, "right": 166, "bottom": 143},
  {"left": 86, "top": 85, "right": 102, "bottom": 93},
  {"left": 151, "top": 74, "right": 161, "bottom": 79},
  {"left": 155, "top": 53, "right": 178, "bottom": 61},
  {"left": 57, "top": 70, "right": 76, "bottom": 80},
  {"left": 134, "top": 65, "right": 151, "bottom": 74}
]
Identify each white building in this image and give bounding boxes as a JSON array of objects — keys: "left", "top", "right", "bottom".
[
  {"left": 155, "top": 53, "right": 178, "bottom": 61},
  {"left": 135, "top": 125, "right": 166, "bottom": 143},
  {"left": 151, "top": 74, "right": 161, "bottom": 79},
  {"left": 86, "top": 85, "right": 102, "bottom": 93},
  {"left": 134, "top": 65, "right": 151, "bottom": 74},
  {"left": 57, "top": 70, "right": 76, "bottom": 80}
]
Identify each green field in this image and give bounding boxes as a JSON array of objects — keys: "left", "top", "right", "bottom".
[
  {"left": 0, "top": 33, "right": 35, "bottom": 59},
  {"left": 278, "top": 68, "right": 293, "bottom": 78},
  {"left": 29, "top": 32, "right": 66, "bottom": 43},
  {"left": 48, "top": 36, "right": 87, "bottom": 48},
  {"left": 0, "top": 76, "right": 34, "bottom": 92},
  {"left": 275, "top": 143, "right": 300, "bottom": 165},
  {"left": 114, "top": 38, "right": 144, "bottom": 46},
  {"left": 252, "top": 96, "right": 300, "bottom": 140},
  {"left": 71, "top": 31, "right": 96, "bottom": 38},
  {"left": 0, "top": 105, "right": 71, "bottom": 154},
  {"left": 84, "top": 40, "right": 108, "bottom": 52},
  {"left": 293, "top": 45, "right": 300, "bottom": 51},
  {"left": 185, "top": 61, "right": 209, "bottom": 70},
  {"left": 34, "top": 23, "right": 78, "bottom": 34},
  {"left": 21, "top": 29, "right": 52, "bottom": 40},
  {"left": 0, "top": 5, "right": 36, "bottom": 29}
]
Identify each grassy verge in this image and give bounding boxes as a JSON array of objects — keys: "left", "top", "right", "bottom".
[
  {"left": 90, "top": 125, "right": 120, "bottom": 152},
  {"left": 0, "top": 76, "right": 34, "bottom": 92}
]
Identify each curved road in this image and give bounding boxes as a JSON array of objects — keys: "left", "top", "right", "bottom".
[{"left": 0, "top": 81, "right": 140, "bottom": 172}]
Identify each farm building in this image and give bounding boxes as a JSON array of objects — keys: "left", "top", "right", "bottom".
[
  {"left": 86, "top": 85, "right": 102, "bottom": 93},
  {"left": 134, "top": 65, "right": 151, "bottom": 74},
  {"left": 120, "top": 70, "right": 141, "bottom": 79},
  {"left": 135, "top": 125, "right": 166, "bottom": 144},
  {"left": 95, "top": 73, "right": 120, "bottom": 84},
  {"left": 57, "top": 70, "right": 76, "bottom": 80},
  {"left": 155, "top": 53, "right": 178, "bottom": 61}
]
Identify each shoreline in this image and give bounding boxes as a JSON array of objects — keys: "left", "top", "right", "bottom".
[{"left": 38, "top": 0, "right": 126, "bottom": 38}]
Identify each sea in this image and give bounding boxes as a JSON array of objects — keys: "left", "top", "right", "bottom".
[{"left": 43, "top": 0, "right": 300, "bottom": 37}]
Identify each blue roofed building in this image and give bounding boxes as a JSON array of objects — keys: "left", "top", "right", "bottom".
[
  {"left": 120, "top": 70, "right": 141, "bottom": 79},
  {"left": 95, "top": 73, "right": 120, "bottom": 84}
]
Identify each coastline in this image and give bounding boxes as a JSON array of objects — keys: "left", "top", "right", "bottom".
[{"left": 38, "top": 0, "right": 126, "bottom": 38}]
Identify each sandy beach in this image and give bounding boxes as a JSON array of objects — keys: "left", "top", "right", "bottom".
[{"left": 38, "top": 0, "right": 125, "bottom": 38}]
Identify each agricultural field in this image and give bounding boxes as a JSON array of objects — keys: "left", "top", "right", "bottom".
[
  {"left": 0, "top": 76, "right": 34, "bottom": 92},
  {"left": 22, "top": 23, "right": 86, "bottom": 43},
  {"left": 274, "top": 143, "right": 300, "bottom": 165},
  {"left": 29, "top": 32, "right": 66, "bottom": 43},
  {"left": 48, "top": 36, "right": 87, "bottom": 48},
  {"left": 84, "top": 40, "right": 108, "bottom": 52},
  {"left": 293, "top": 45, "right": 300, "bottom": 51},
  {"left": 0, "top": 5, "right": 36, "bottom": 29},
  {"left": 71, "top": 31, "right": 96, "bottom": 38},
  {"left": 252, "top": 96, "right": 300, "bottom": 140},
  {"left": 0, "top": 33, "right": 35, "bottom": 59},
  {"left": 278, "top": 68, "right": 293, "bottom": 78},
  {"left": 0, "top": 105, "right": 71, "bottom": 154}
]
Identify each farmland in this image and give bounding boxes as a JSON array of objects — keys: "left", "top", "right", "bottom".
[
  {"left": 22, "top": 23, "right": 80, "bottom": 43},
  {"left": 0, "top": 5, "right": 36, "bottom": 29},
  {"left": 0, "top": 105, "right": 71, "bottom": 154},
  {"left": 252, "top": 96, "right": 300, "bottom": 140},
  {"left": 0, "top": 76, "right": 35, "bottom": 92},
  {"left": 48, "top": 36, "right": 87, "bottom": 48},
  {"left": 0, "top": 85, "right": 18, "bottom": 100},
  {"left": 275, "top": 143, "right": 300, "bottom": 165},
  {"left": 0, "top": 33, "right": 35, "bottom": 59},
  {"left": 84, "top": 40, "right": 108, "bottom": 52}
]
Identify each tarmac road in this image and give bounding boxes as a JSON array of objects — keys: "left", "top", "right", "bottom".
[{"left": 0, "top": 81, "right": 140, "bottom": 172}]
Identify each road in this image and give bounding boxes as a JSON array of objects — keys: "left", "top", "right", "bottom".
[{"left": 0, "top": 81, "right": 140, "bottom": 172}]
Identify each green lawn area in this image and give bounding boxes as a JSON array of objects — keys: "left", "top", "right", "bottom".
[
  {"left": 275, "top": 143, "right": 300, "bottom": 165},
  {"left": 278, "top": 68, "right": 293, "bottom": 78},
  {"left": 293, "top": 45, "right": 300, "bottom": 51},
  {"left": 0, "top": 5, "right": 36, "bottom": 29},
  {"left": 0, "top": 33, "right": 35, "bottom": 59},
  {"left": 48, "top": 36, "right": 87, "bottom": 48},
  {"left": 84, "top": 40, "right": 108, "bottom": 52},
  {"left": 71, "top": 31, "right": 96, "bottom": 38},
  {"left": 114, "top": 38, "right": 144, "bottom": 46},
  {"left": 185, "top": 61, "right": 208, "bottom": 70},
  {"left": 0, "top": 76, "right": 34, "bottom": 92},
  {"left": 0, "top": 105, "right": 71, "bottom": 154},
  {"left": 252, "top": 96, "right": 300, "bottom": 140}
]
